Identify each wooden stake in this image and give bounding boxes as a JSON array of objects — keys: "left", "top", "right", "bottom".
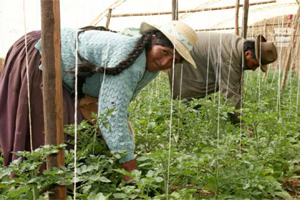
[
  {"left": 40, "top": 0, "right": 66, "bottom": 199},
  {"left": 89, "top": 0, "right": 125, "bottom": 26},
  {"left": 172, "top": 0, "right": 178, "bottom": 20},
  {"left": 281, "top": 6, "right": 300, "bottom": 90},
  {"left": 106, "top": 9, "right": 112, "bottom": 29},
  {"left": 110, "top": 1, "right": 276, "bottom": 18},
  {"left": 293, "top": 25, "right": 300, "bottom": 75},
  {"left": 235, "top": 0, "right": 240, "bottom": 35},
  {"left": 241, "top": 0, "right": 249, "bottom": 39}
]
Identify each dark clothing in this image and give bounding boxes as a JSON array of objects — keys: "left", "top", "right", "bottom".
[
  {"left": 0, "top": 31, "right": 84, "bottom": 166},
  {"left": 169, "top": 32, "right": 244, "bottom": 109}
]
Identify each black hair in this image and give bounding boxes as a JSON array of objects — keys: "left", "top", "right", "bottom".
[
  {"left": 69, "top": 26, "right": 174, "bottom": 98},
  {"left": 243, "top": 40, "right": 256, "bottom": 59}
]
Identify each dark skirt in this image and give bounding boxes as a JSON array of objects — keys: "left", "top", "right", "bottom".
[{"left": 0, "top": 31, "right": 84, "bottom": 166}]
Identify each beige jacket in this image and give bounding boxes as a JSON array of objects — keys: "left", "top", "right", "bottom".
[{"left": 169, "top": 32, "right": 245, "bottom": 109}]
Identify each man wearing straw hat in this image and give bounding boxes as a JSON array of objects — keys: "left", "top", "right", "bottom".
[{"left": 169, "top": 32, "right": 278, "bottom": 123}]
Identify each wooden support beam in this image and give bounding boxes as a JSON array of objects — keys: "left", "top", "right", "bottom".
[
  {"left": 89, "top": 0, "right": 126, "bottom": 26},
  {"left": 40, "top": 0, "right": 66, "bottom": 199},
  {"left": 195, "top": 22, "right": 291, "bottom": 32},
  {"left": 110, "top": 1, "right": 276, "bottom": 18},
  {"left": 172, "top": 0, "right": 179, "bottom": 20},
  {"left": 235, "top": 0, "right": 240, "bottom": 35},
  {"left": 106, "top": 8, "right": 112, "bottom": 29},
  {"left": 241, "top": 0, "right": 249, "bottom": 39},
  {"left": 281, "top": 5, "right": 300, "bottom": 90}
]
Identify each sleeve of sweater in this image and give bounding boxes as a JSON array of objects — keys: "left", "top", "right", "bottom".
[{"left": 98, "top": 70, "right": 136, "bottom": 163}]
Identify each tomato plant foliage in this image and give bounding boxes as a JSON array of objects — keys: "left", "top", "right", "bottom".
[{"left": 0, "top": 72, "right": 299, "bottom": 199}]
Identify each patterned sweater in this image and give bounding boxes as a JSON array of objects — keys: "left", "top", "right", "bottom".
[{"left": 35, "top": 28, "right": 159, "bottom": 162}]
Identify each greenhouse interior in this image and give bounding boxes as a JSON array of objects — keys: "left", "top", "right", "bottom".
[{"left": 0, "top": 0, "right": 300, "bottom": 199}]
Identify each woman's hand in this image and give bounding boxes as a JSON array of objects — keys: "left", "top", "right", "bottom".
[{"left": 121, "top": 159, "right": 137, "bottom": 182}]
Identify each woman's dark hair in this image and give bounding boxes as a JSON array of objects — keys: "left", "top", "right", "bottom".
[
  {"left": 243, "top": 40, "right": 256, "bottom": 59},
  {"left": 70, "top": 26, "right": 173, "bottom": 98}
]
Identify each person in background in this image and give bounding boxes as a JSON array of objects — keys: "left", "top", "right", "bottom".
[
  {"left": 169, "top": 32, "right": 277, "bottom": 123},
  {"left": 0, "top": 21, "right": 197, "bottom": 181}
]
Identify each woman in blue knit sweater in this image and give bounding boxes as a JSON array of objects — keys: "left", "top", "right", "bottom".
[{"left": 0, "top": 21, "right": 197, "bottom": 180}]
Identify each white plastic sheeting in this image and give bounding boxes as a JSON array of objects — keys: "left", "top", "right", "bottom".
[{"left": 0, "top": 0, "right": 298, "bottom": 57}]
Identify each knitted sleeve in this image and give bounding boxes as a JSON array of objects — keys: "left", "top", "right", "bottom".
[{"left": 98, "top": 70, "right": 137, "bottom": 163}]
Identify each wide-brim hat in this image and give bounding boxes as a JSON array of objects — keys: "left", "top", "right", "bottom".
[
  {"left": 255, "top": 35, "right": 278, "bottom": 72},
  {"left": 140, "top": 21, "right": 197, "bottom": 68}
]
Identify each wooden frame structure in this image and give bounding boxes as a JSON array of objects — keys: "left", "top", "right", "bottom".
[
  {"left": 36, "top": 1, "right": 300, "bottom": 199},
  {"left": 40, "top": 0, "right": 66, "bottom": 199},
  {"left": 106, "top": 0, "right": 275, "bottom": 18}
]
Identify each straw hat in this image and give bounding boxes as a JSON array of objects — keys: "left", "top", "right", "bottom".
[
  {"left": 140, "top": 21, "right": 197, "bottom": 68},
  {"left": 255, "top": 35, "right": 278, "bottom": 72}
]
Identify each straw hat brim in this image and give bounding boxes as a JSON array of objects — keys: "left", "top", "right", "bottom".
[
  {"left": 140, "top": 22, "right": 196, "bottom": 69},
  {"left": 255, "top": 35, "right": 267, "bottom": 72}
]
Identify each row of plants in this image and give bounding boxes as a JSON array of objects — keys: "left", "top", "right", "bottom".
[{"left": 0, "top": 71, "right": 299, "bottom": 199}]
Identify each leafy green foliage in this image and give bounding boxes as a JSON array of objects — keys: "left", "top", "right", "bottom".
[{"left": 0, "top": 72, "right": 300, "bottom": 199}]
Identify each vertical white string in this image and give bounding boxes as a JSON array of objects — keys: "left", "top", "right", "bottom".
[
  {"left": 146, "top": 78, "right": 153, "bottom": 136},
  {"left": 287, "top": 24, "right": 298, "bottom": 115},
  {"left": 73, "top": 29, "right": 79, "bottom": 200},
  {"left": 217, "top": 34, "right": 222, "bottom": 147},
  {"left": 205, "top": 33, "right": 211, "bottom": 97},
  {"left": 212, "top": 34, "right": 220, "bottom": 106},
  {"left": 225, "top": 35, "right": 234, "bottom": 101},
  {"left": 269, "top": 16, "right": 277, "bottom": 89},
  {"left": 94, "top": 41, "right": 109, "bottom": 154},
  {"left": 99, "top": 41, "right": 109, "bottom": 112},
  {"left": 277, "top": 15, "right": 285, "bottom": 120},
  {"left": 297, "top": 56, "right": 300, "bottom": 112},
  {"left": 23, "top": 0, "right": 33, "bottom": 153},
  {"left": 258, "top": 34, "right": 262, "bottom": 107},
  {"left": 240, "top": 35, "right": 245, "bottom": 139},
  {"left": 179, "top": 64, "right": 183, "bottom": 101},
  {"left": 166, "top": 41, "right": 176, "bottom": 200},
  {"left": 288, "top": 45, "right": 294, "bottom": 116},
  {"left": 176, "top": 63, "right": 184, "bottom": 144}
]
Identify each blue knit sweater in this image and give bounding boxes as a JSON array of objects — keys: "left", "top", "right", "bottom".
[{"left": 35, "top": 28, "right": 159, "bottom": 162}]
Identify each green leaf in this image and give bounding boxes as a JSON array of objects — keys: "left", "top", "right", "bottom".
[
  {"left": 88, "top": 193, "right": 110, "bottom": 200},
  {"left": 171, "top": 191, "right": 180, "bottom": 198},
  {"left": 100, "top": 176, "right": 111, "bottom": 183},
  {"left": 82, "top": 185, "right": 91, "bottom": 193},
  {"left": 155, "top": 177, "right": 164, "bottom": 182},
  {"left": 8, "top": 185, "right": 30, "bottom": 198},
  {"left": 113, "top": 193, "right": 127, "bottom": 199},
  {"left": 146, "top": 170, "right": 154, "bottom": 178},
  {"left": 275, "top": 191, "right": 293, "bottom": 200}
]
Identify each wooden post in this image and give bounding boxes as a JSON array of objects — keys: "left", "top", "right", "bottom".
[
  {"left": 40, "top": 0, "right": 66, "bottom": 199},
  {"left": 241, "top": 0, "right": 249, "bottom": 39},
  {"left": 293, "top": 27, "right": 300, "bottom": 75},
  {"left": 281, "top": 6, "right": 300, "bottom": 90},
  {"left": 235, "top": 0, "right": 240, "bottom": 35},
  {"left": 106, "top": 9, "right": 112, "bottom": 29},
  {"left": 172, "top": 0, "right": 178, "bottom": 20}
]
